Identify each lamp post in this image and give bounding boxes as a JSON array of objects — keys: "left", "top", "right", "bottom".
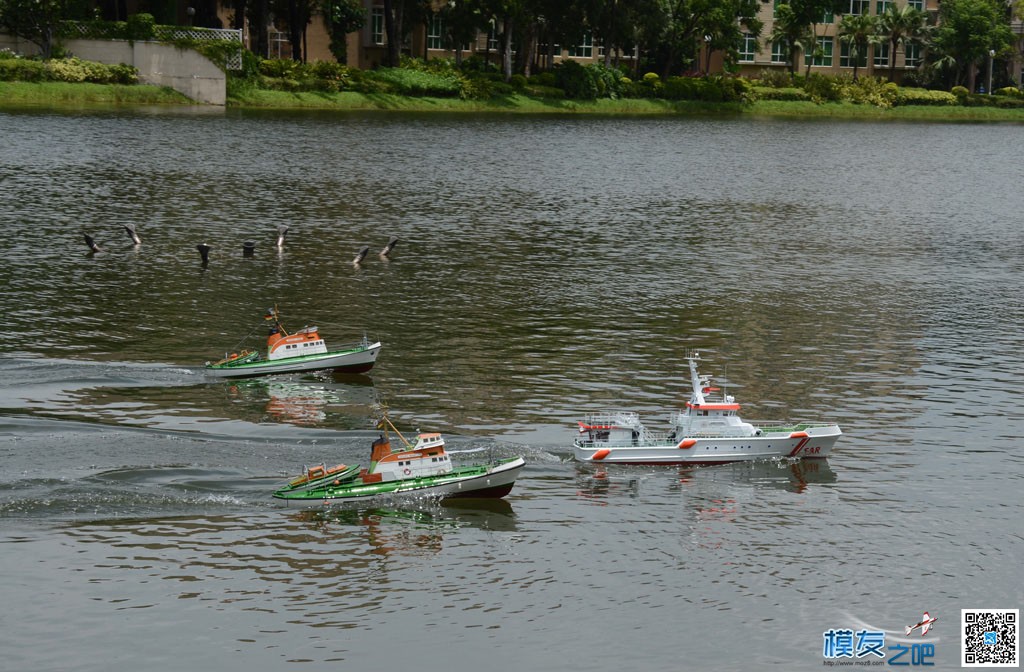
[
  {"left": 704, "top": 34, "right": 712, "bottom": 74},
  {"left": 987, "top": 49, "right": 995, "bottom": 94}
]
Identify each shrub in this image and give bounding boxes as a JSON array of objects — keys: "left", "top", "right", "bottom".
[
  {"left": 364, "top": 67, "right": 463, "bottom": 97},
  {"left": 894, "top": 87, "right": 956, "bottom": 106},
  {"left": 756, "top": 68, "right": 793, "bottom": 88},
  {"left": 260, "top": 58, "right": 301, "bottom": 79},
  {"left": 0, "top": 58, "right": 47, "bottom": 82},
  {"left": 642, "top": 72, "right": 660, "bottom": 84},
  {"left": 951, "top": 85, "right": 969, "bottom": 98},
  {"left": 528, "top": 71, "right": 556, "bottom": 87},
  {"left": 524, "top": 84, "right": 564, "bottom": 99},
  {"left": 840, "top": 76, "right": 898, "bottom": 108},
  {"left": 555, "top": 60, "right": 597, "bottom": 99},
  {"left": 994, "top": 86, "right": 1023, "bottom": 98},
  {"left": 125, "top": 13, "right": 156, "bottom": 42},
  {"left": 588, "top": 62, "right": 623, "bottom": 99},
  {"left": 509, "top": 73, "right": 527, "bottom": 90},
  {"left": 751, "top": 85, "right": 810, "bottom": 101},
  {"left": 803, "top": 74, "right": 842, "bottom": 103}
]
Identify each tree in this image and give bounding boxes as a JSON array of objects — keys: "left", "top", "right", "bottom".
[
  {"left": 269, "top": 0, "right": 316, "bottom": 61},
  {"left": 878, "top": 4, "right": 928, "bottom": 82},
  {"left": 322, "top": 0, "right": 366, "bottom": 63},
  {"left": 930, "top": 0, "right": 1013, "bottom": 88},
  {"left": 769, "top": 4, "right": 813, "bottom": 75},
  {"left": 837, "top": 13, "right": 879, "bottom": 80},
  {"left": 0, "top": 0, "right": 79, "bottom": 58}
]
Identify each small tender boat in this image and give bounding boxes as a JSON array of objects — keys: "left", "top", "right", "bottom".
[
  {"left": 574, "top": 351, "right": 842, "bottom": 465},
  {"left": 274, "top": 462, "right": 362, "bottom": 495},
  {"left": 273, "top": 416, "right": 525, "bottom": 505},
  {"left": 204, "top": 307, "right": 381, "bottom": 378}
]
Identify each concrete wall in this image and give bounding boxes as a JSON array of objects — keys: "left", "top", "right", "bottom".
[{"left": 0, "top": 34, "right": 225, "bottom": 105}]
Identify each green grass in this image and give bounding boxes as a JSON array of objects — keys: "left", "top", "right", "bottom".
[
  {"left": 5, "top": 80, "right": 1024, "bottom": 122},
  {"left": 0, "top": 81, "right": 192, "bottom": 106}
]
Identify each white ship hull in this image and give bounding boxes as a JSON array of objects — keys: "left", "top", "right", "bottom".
[
  {"left": 205, "top": 341, "right": 381, "bottom": 378},
  {"left": 573, "top": 424, "right": 842, "bottom": 465}
]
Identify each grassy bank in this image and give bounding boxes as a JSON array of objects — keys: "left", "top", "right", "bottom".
[
  {"left": 0, "top": 81, "right": 192, "bottom": 105},
  {"left": 4, "top": 80, "right": 1024, "bottom": 121}
]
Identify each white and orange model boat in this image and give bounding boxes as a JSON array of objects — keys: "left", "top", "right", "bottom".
[
  {"left": 204, "top": 307, "right": 381, "bottom": 378},
  {"left": 574, "top": 351, "right": 842, "bottom": 465},
  {"left": 273, "top": 414, "right": 525, "bottom": 505}
]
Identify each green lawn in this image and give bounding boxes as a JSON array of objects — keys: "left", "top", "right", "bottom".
[
  {"left": 4, "top": 80, "right": 1024, "bottom": 122},
  {"left": 0, "top": 81, "right": 192, "bottom": 106}
]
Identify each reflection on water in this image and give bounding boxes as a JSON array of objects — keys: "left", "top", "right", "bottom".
[{"left": 2, "top": 111, "right": 1023, "bottom": 672}]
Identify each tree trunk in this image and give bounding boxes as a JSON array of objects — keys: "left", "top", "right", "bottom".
[
  {"left": 501, "top": 15, "right": 513, "bottom": 82},
  {"left": 383, "top": 0, "right": 402, "bottom": 67},
  {"left": 251, "top": 0, "right": 269, "bottom": 58},
  {"left": 288, "top": 0, "right": 302, "bottom": 61}
]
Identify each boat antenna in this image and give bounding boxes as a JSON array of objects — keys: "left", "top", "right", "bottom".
[
  {"left": 264, "top": 304, "right": 289, "bottom": 336},
  {"left": 376, "top": 402, "right": 413, "bottom": 448}
]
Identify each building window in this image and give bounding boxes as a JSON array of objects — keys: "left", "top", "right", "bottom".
[
  {"left": 847, "top": 0, "right": 869, "bottom": 15},
  {"left": 803, "top": 36, "right": 833, "bottom": 67},
  {"left": 839, "top": 42, "right": 867, "bottom": 68},
  {"left": 738, "top": 33, "right": 756, "bottom": 62},
  {"left": 771, "top": 41, "right": 788, "bottom": 64},
  {"left": 427, "top": 13, "right": 444, "bottom": 50},
  {"left": 371, "top": 6, "right": 384, "bottom": 45},
  {"left": 567, "top": 32, "right": 593, "bottom": 58},
  {"left": 907, "top": 0, "right": 923, "bottom": 8},
  {"left": 873, "top": 43, "right": 889, "bottom": 67},
  {"left": 876, "top": 0, "right": 892, "bottom": 13},
  {"left": 904, "top": 42, "right": 921, "bottom": 68},
  {"left": 820, "top": 8, "right": 834, "bottom": 22}
]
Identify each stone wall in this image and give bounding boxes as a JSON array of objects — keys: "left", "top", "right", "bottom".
[{"left": 0, "top": 34, "right": 225, "bottom": 105}]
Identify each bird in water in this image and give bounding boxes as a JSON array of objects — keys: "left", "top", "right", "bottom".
[
  {"left": 379, "top": 236, "right": 399, "bottom": 258},
  {"left": 197, "top": 243, "right": 211, "bottom": 265},
  {"left": 123, "top": 223, "right": 141, "bottom": 246},
  {"left": 83, "top": 233, "right": 103, "bottom": 253},
  {"left": 276, "top": 225, "right": 289, "bottom": 248},
  {"left": 353, "top": 245, "right": 370, "bottom": 266}
]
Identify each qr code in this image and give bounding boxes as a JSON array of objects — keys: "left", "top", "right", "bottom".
[{"left": 963, "top": 609, "right": 1019, "bottom": 667}]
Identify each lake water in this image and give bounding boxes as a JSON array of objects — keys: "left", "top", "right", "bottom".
[{"left": 1, "top": 107, "right": 1022, "bottom": 671}]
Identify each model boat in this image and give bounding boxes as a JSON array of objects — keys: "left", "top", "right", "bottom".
[
  {"left": 204, "top": 307, "right": 381, "bottom": 378},
  {"left": 574, "top": 351, "right": 842, "bottom": 465},
  {"left": 273, "top": 415, "right": 525, "bottom": 505}
]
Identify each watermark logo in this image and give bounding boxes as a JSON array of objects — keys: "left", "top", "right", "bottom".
[{"left": 822, "top": 612, "right": 937, "bottom": 667}]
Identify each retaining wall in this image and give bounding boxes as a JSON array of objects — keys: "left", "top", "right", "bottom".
[{"left": 0, "top": 34, "right": 225, "bottom": 105}]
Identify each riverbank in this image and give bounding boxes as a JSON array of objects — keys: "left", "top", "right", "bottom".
[{"left": 4, "top": 80, "right": 1024, "bottom": 121}]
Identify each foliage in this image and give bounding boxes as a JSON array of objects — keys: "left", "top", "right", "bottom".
[
  {"left": 839, "top": 76, "right": 898, "bottom": 108},
  {"left": 751, "top": 85, "right": 809, "bottom": 101},
  {"left": 951, "top": 85, "right": 968, "bottom": 97},
  {"left": 0, "top": 55, "right": 137, "bottom": 83},
  {"left": 994, "top": 86, "right": 1023, "bottom": 98},
  {"left": 125, "top": 12, "right": 155, "bottom": 42},
  {"left": 321, "top": 0, "right": 365, "bottom": 64},
  {"left": 555, "top": 60, "right": 597, "bottom": 100},
  {"left": 0, "top": 0, "right": 90, "bottom": 58},
  {"left": 878, "top": 5, "right": 930, "bottom": 83},
  {"left": 930, "top": 0, "right": 1014, "bottom": 87},
  {"left": 893, "top": 87, "right": 957, "bottom": 106},
  {"left": 364, "top": 66, "right": 464, "bottom": 97},
  {"left": 837, "top": 14, "right": 880, "bottom": 80},
  {"left": 756, "top": 69, "right": 794, "bottom": 88},
  {"left": 803, "top": 73, "right": 842, "bottom": 103},
  {"left": 0, "top": 57, "right": 47, "bottom": 81}
]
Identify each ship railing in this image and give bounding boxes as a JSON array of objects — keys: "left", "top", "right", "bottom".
[
  {"left": 580, "top": 411, "right": 643, "bottom": 428},
  {"left": 575, "top": 428, "right": 673, "bottom": 449},
  {"left": 748, "top": 420, "right": 840, "bottom": 433}
]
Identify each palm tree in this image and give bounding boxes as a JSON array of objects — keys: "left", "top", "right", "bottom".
[
  {"left": 878, "top": 4, "right": 930, "bottom": 82},
  {"left": 769, "top": 4, "right": 814, "bottom": 75},
  {"left": 838, "top": 13, "right": 880, "bottom": 80}
]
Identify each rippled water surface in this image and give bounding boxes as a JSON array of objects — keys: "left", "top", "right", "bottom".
[{"left": 1, "top": 108, "right": 1022, "bottom": 671}]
